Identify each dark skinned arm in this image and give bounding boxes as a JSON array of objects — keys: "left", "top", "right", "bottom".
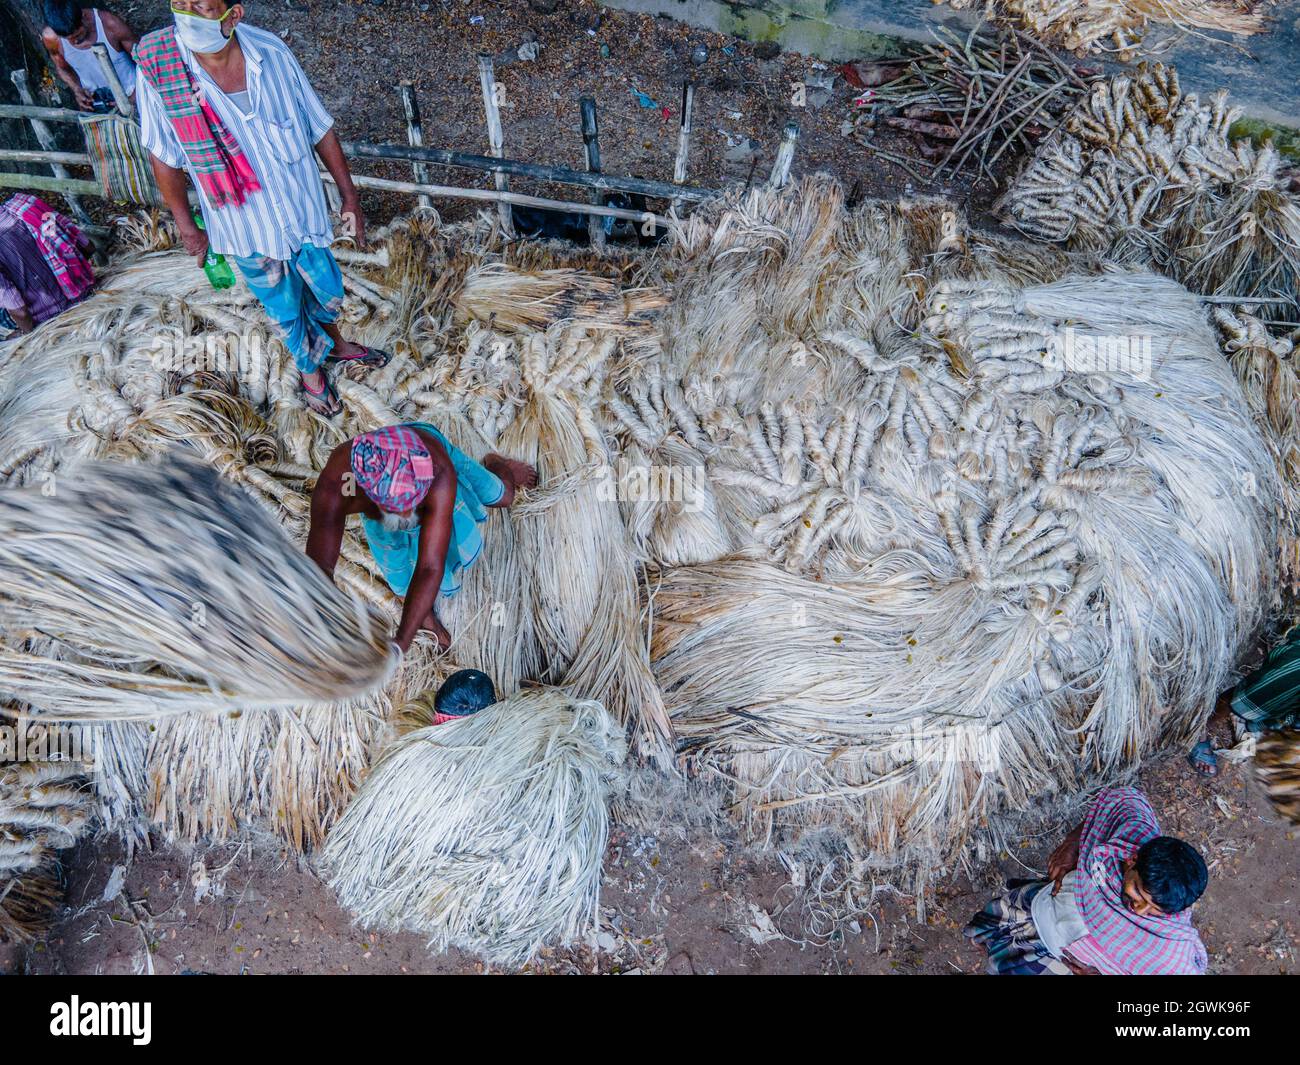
[
  {"left": 42, "top": 31, "right": 92, "bottom": 110},
  {"left": 149, "top": 156, "right": 208, "bottom": 260},
  {"left": 314, "top": 129, "right": 365, "bottom": 249},
  {"left": 305, "top": 446, "right": 350, "bottom": 579},
  {"left": 1048, "top": 821, "right": 1084, "bottom": 895},
  {"left": 1063, "top": 955, "right": 1101, "bottom": 976},
  {"left": 393, "top": 473, "right": 455, "bottom": 653}
]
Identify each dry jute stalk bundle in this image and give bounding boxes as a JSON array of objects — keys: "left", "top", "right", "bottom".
[
  {"left": 940, "top": 0, "right": 1265, "bottom": 55},
  {"left": 321, "top": 688, "right": 626, "bottom": 964},
  {"left": 0, "top": 452, "right": 398, "bottom": 720}
]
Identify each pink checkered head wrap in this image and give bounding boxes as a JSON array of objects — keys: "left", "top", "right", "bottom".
[{"left": 350, "top": 426, "right": 435, "bottom": 512}]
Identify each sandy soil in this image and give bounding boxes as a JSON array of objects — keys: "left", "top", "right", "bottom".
[{"left": 4, "top": 0, "right": 1295, "bottom": 976}]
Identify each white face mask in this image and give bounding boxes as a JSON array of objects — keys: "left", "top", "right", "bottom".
[{"left": 172, "top": 10, "right": 233, "bottom": 54}]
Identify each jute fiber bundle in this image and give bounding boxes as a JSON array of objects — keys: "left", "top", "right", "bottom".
[
  {"left": 320, "top": 687, "right": 626, "bottom": 964},
  {"left": 631, "top": 180, "right": 1277, "bottom": 882},
  {"left": 0, "top": 181, "right": 1284, "bottom": 930},
  {"left": 0, "top": 453, "right": 397, "bottom": 720}
]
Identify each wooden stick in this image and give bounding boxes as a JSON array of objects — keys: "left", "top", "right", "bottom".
[
  {"left": 90, "top": 43, "right": 133, "bottom": 118},
  {"left": 476, "top": 53, "right": 514, "bottom": 239},
  {"left": 325, "top": 171, "right": 672, "bottom": 229},
  {"left": 8, "top": 70, "right": 90, "bottom": 223},
  {"left": 396, "top": 82, "right": 432, "bottom": 210},
  {"left": 767, "top": 121, "right": 799, "bottom": 190},
  {"left": 340, "top": 141, "right": 714, "bottom": 201},
  {"left": 672, "top": 81, "right": 695, "bottom": 212},
  {"left": 0, "top": 148, "right": 91, "bottom": 166},
  {"left": 0, "top": 171, "right": 101, "bottom": 196},
  {"left": 580, "top": 97, "right": 605, "bottom": 250},
  {"left": 0, "top": 103, "right": 82, "bottom": 123}
]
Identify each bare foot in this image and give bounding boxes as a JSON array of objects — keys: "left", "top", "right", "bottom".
[
  {"left": 485, "top": 453, "right": 538, "bottom": 491},
  {"left": 419, "top": 611, "right": 451, "bottom": 650}
]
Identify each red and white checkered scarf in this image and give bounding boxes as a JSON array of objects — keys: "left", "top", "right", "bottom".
[{"left": 1065, "top": 788, "right": 1208, "bottom": 975}]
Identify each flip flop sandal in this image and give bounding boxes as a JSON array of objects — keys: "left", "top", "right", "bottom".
[
  {"left": 300, "top": 373, "right": 343, "bottom": 418},
  {"left": 1186, "top": 740, "right": 1219, "bottom": 778},
  {"left": 326, "top": 345, "right": 392, "bottom": 369}
]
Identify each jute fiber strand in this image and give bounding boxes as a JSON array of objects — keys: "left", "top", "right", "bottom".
[
  {"left": 0, "top": 179, "right": 1284, "bottom": 933},
  {"left": 940, "top": 0, "right": 1265, "bottom": 54},
  {"left": 0, "top": 452, "right": 397, "bottom": 719},
  {"left": 320, "top": 687, "right": 626, "bottom": 964}
]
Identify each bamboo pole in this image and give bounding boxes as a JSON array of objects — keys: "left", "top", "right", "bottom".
[
  {"left": 342, "top": 139, "right": 713, "bottom": 202},
  {"left": 0, "top": 172, "right": 102, "bottom": 196},
  {"left": 477, "top": 54, "right": 514, "bottom": 238},
  {"left": 768, "top": 121, "right": 799, "bottom": 190},
  {"left": 0, "top": 148, "right": 90, "bottom": 166},
  {"left": 325, "top": 171, "right": 671, "bottom": 230},
  {"left": 396, "top": 82, "right": 432, "bottom": 210},
  {"left": 580, "top": 97, "right": 605, "bottom": 250},
  {"left": 1, "top": 144, "right": 680, "bottom": 228},
  {"left": 8, "top": 70, "right": 90, "bottom": 223},
  {"left": 90, "top": 43, "right": 133, "bottom": 118},
  {"left": 0, "top": 103, "right": 82, "bottom": 123},
  {"left": 672, "top": 81, "right": 695, "bottom": 213}
]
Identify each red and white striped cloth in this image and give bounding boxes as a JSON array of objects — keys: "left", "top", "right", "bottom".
[{"left": 1064, "top": 787, "right": 1208, "bottom": 975}]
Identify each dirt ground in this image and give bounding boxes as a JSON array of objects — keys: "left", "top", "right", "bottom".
[
  {"left": 3, "top": 1, "right": 1296, "bottom": 976},
  {"left": 5, "top": 708, "right": 1294, "bottom": 975}
]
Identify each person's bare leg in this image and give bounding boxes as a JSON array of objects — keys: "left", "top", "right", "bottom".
[
  {"left": 483, "top": 453, "right": 538, "bottom": 507},
  {"left": 322, "top": 320, "right": 366, "bottom": 359}
]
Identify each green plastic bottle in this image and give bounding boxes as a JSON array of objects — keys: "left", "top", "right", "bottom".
[{"left": 192, "top": 209, "right": 235, "bottom": 290}]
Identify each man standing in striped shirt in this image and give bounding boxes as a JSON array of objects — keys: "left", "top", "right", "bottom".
[{"left": 137, "top": 0, "right": 387, "bottom": 417}]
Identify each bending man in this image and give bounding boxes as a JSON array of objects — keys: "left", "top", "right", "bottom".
[
  {"left": 42, "top": 1, "right": 138, "bottom": 112},
  {"left": 307, "top": 423, "right": 536, "bottom": 652}
]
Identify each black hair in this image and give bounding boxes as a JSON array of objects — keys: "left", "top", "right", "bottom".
[
  {"left": 434, "top": 669, "right": 497, "bottom": 718},
  {"left": 44, "top": 0, "right": 82, "bottom": 37},
  {"left": 1135, "top": 836, "right": 1207, "bottom": 914}
]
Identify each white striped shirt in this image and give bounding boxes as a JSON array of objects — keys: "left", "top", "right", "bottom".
[{"left": 138, "top": 24, "right": 335, "bottom": 259}]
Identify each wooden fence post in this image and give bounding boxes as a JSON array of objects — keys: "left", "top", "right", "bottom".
[
  {"left": 580, "top": 97, "right": 604, "bottom": 250},
  {"left": 476, "top": 54, "right": 514, "bottom": 238},
  {"left": 397, "top": 81, "right": 432, "bottom": 210},
  {"left": 9, "top": 69, "right": 90, "bottom": 223}
]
